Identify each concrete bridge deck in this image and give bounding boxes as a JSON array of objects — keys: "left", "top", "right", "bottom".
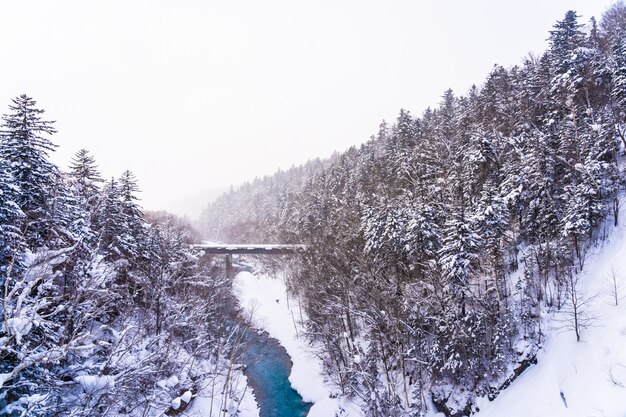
[
  {"left": 191, "top": 243, "right": 307, "bottom": 278},
  {"left": 190, "top": 243, "right": 307, "bottom": 255}
]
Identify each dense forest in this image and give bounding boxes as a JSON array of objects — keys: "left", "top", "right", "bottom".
[
  {"left": 201, "top": 5, "right": 626, "bottom": 416},
  {"left": 0, "top": 96, "right": 247, "bottom": 415}
]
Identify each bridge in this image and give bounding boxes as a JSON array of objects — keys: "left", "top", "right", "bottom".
[
  {"left": 190, "top": 243, "right": 307, "bottom": 277},
  {"left": 190, "top": 243, "right": 307, "bottom": 255}
]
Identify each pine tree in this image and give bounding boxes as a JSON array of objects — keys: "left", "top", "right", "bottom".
[
  {"left": 118, "top": 170, "right": 146, "bottom": 260},
  {"left": 611, "top": 35, "right": 626, "bottom": 122},
  {"left": 0, "top": 95, "right": 58, "bottom": 247},
  {"left": 548, "top": 11, "right": 585, "bottom": 80},
  {"left": 439, "top": 214, "right": 482, "bottom": 300},
  {"left": 94, "top": 178, "right": 126, "bottom": 261},
  {"left": 476, "top": 177, "right": 510, "bottom": 309},
  {"left": 69, "top": 148, "right": 103, "bottom": 210},
  {"left": 0, "top": 159, "right": 24, "bottom": 280}
]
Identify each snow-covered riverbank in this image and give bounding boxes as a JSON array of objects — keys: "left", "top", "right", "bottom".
[
  {"left": 230, "top": 223, "right": 626, "bottom": 417},
  {"left": 233, "top": 269, "right": 362, "bottom": 417},
  {"left": 186, "top": 357, "right": 260, "bottom": 417}
]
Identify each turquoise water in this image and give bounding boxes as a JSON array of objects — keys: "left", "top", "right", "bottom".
[
  {"left": 240, "top": 327, "right": 313, "bottom": 417},
  {"left": 227, "top": 262, "right": 312, "bottom": 416}
]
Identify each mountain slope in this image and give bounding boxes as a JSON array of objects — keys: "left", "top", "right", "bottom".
[
  {"left": 474, "top": 218, "right": 626, "bottom": 417},
  {"left": 198, "top": 6, "right": 626, "bottom": 415}
]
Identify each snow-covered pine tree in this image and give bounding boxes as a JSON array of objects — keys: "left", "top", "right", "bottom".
[
  {"left": 94, "top": 177, "right": 126, "bottom": 261},
  {"left": 0, "top": 95, "right": 58, "bottom": 247},
  {"left": 118, "top": 169, "right": 147, "bottom": 262},
  {"left": 65, "top": 149, "right": 103, "bottom": 253},
  {"left": 548, "top": 10, "right": 585, "bottom": 84},
  {"left": 93, "top": 171, "right": 145, "bottom": 264},
  {"left": 69, "top": 148, "right": 103, "bottom": 210},
  {"left": 0, "top": 159, "right": 24, "bottom": 274},
  {"left": 476, "top": 177, "right": 510, "bottom": 310}
]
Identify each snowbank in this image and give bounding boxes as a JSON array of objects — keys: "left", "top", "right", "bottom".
[{"left": 185, "top": 362, "right": 259, "bottom": 417}]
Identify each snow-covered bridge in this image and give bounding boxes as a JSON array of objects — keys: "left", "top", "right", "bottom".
[
  {"left": 190, "top": 243, "right": 307, "bottom": 277},
  {"left": 190, "top": 243, "right": 307, "bottom": 255}
]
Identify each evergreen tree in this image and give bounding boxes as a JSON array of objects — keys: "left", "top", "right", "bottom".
[
  {"left": 0, "top": 95, "right": 58, "bottom": 247},
  {"left": 548, "top": 11, "right": 585, "bottom": 79},
  {"left": 69, "top": 148, "right": 103, "bottom": 210},
  {"left": 118, "top": 169, "right": 146, "bottom": 260},
  {"left": 476, "top": 177, "right": 510, "bottom": 309},
  {"left": 94, "top": 178, "right": 126, "bottom": 261},
  {"left": 0, "top": 159, "right": 24, "bottom": 279},
  {"left": 611, "top": 35, "right": 626, "bottom": 125}
]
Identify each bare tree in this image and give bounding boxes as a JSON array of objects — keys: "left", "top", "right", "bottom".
[
  {"left": 606, "top": 267, "right": 624, "bottom": 306},
  {"left": 558, "top": 271, "right": 598, "bottom": 342}
]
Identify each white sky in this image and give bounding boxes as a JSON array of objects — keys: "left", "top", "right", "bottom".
[{"left": 0, "top": 0, "right": 615, "bottom": 218}]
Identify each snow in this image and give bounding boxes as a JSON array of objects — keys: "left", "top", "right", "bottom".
[
  {"left": 74, "top": 375, "right": 116, "bottom": 395},
  {"left": 186, "top": 362, "right": 259, "bottom": 417},
  {"left": 181, "top": 390, "right": 193, "bottom": 403},
  {"left": 171, "top": 397, "right": 182, "bottom": 410},
  {"left": 0, "top": 373, "right": 11, "bottom": 388},
  {"left": 233, "top": 270, "right": 362, "bottom": 417},
  {"left": 170, "top": 389, "right": 192, "bottom": 410},
  {"left": 156, "top": 374, "right": 179, "bottom": 389},
  {"left": 473, "top": 219, "right": 626, "bottom": 417},
  {"left": 6, "top": 316, "right": 33, "bottom": 344}
]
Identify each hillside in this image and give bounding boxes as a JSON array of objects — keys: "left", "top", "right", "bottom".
[
  {"left": 474, "top": 213, "right": 626, "bottom": 417},
  {"left": 205, "top": 217, "right": 626, "bottom": 417},
  {"left": 200, "top": 5, "right": 626, "bottom": 416}
]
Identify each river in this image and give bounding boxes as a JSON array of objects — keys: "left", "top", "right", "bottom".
[
  {"left": 239, "top": 325, "right": 312, "bottom": 417},
  {"left": 231, "top": 264, "right": 313, "bottom": 417}
]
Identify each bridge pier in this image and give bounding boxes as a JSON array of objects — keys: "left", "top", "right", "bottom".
[{"left": 225, "top": 253, "right": 233, "bottom": 278}]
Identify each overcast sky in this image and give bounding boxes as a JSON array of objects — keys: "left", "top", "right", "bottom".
[{"left": 0, "top": 0, "right": 615, "bottom": 218}]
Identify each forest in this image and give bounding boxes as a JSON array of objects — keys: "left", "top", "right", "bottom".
[
  {"left": 1, "top": 3, "right": 625, "bottom": 417},
  {"left": 0, "top": 95, "right": 249, "bottom": 415},
  {"left": 201, "top": 5, "right": 626, "bottom": 416}
]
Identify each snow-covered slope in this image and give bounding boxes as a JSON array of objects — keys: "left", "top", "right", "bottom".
[
  {"left": 474, "top": 222, "right": 626, "bottom": 417},
  {"left": 226, "top": 217, "right": 626, "bottom": 417}
]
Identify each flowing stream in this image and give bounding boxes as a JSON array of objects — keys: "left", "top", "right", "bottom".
[
  {"left": 239, "top": 326, "right": 312, "bottom": 417},
  {"left": 230, "top": 263, "right": 313, "bottom": 417}
]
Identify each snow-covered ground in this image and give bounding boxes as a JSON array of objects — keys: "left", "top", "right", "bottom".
[
  {"left": 186, "top": 359, "right": 260, "bottom": 417},
  {"left": 232, "top": 269, "right": 362, "bottom": 417},
  {"left": 474, "top": 221, "right": 626, "bottom": 417}
]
